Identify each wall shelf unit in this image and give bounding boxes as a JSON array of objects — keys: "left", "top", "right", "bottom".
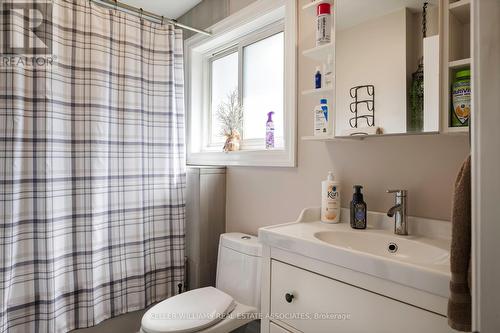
[
  {"left": 442, "top": 0, "right": 472, "bottom": 134},
  {"left": 301, "top": 0, "right": 335, "bottom": 139}
]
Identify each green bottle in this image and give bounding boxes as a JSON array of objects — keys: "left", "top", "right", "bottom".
[{"left": 451, "top": 69, "right": 471, "bottom": 127}]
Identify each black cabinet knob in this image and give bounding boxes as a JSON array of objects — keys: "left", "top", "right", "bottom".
[{"left": 285, "top": 293, "right": 294, "bottom": 303}]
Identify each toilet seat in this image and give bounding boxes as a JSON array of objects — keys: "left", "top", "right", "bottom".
[{"left": 141, "top": 287, "right": 236, "bottom": 333}]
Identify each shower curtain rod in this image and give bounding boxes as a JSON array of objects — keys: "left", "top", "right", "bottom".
[{"left": 91, "top": 0, "right": 212, "bottom": 36}]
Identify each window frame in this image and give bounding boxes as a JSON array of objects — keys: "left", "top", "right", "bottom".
[
  {"left": 185, "top": 0, "right": 297, "bottom": 167},
  {"left": 207, "top": 46, "right": 239, "bottom": 148},
  {"left": 206, "top": 22, "right": 285, "bottom": 150}
]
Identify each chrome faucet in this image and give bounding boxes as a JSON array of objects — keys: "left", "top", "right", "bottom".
[{"left": 386, "top": 189, "right": 408, "bottom": 235}]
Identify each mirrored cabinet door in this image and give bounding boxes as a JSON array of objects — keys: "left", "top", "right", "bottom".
[{"left": 334, "top": 0, "right": 441, "bottom": 137}]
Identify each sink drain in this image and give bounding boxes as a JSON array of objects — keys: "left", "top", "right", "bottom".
[{"left": 388, "top": 242, "right": 398, "bottom": 253}]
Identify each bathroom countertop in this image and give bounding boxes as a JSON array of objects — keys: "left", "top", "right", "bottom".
[{"left": 259, "top": 207, "right": 451, "bottom": 298}]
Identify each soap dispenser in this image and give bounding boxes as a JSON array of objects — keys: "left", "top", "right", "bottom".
[
  {"left": 350, "top": 185, "right": 367, "bottom": 229},
  {"left": 321, "top": 172, "right": 340, "bottom": 224}
]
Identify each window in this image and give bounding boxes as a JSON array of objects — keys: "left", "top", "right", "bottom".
[
  {"left": 185, "top": 0, "right": 297, "bottom": 167},
  {"left": 209, "top": 50, "right": 238, "bottom": 144},
  {"left": 208, "top": 29, "right": 285, "bottom": 149},
  {"left": 242, "top": 32, "right": 284, "bottom": 143}
]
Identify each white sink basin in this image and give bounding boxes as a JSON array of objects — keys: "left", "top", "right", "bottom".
[
  {"left": 314, "top": 230, "right": 450, "bottom": 269},
  {"left": 258, "top": 207, "right": 452, "bottom": 301},
  {"left": 259, "top": 207, "right": 454, "bottom": 318}
]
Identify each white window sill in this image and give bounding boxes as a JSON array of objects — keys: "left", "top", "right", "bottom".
[{"left": 187, "top": 148, "right": 295, "bottom": 167}]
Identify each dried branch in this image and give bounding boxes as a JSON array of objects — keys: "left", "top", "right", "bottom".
[{"left": 216, "top": 89, "right": 244, "bottom": 137}]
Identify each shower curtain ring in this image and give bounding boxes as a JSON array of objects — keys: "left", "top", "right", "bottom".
[
  {"left": 139, "top": 8, "right": 143, "bottom": 21},
  {"left": 161, "top": 16, "right": 164, "bottom": 25}
]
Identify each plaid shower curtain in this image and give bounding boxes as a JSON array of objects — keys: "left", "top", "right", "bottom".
[{"left": 0, "top": 1, "right": 186, "bottom": 332}]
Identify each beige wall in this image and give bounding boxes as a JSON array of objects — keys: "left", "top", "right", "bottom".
[
  {"left": 178, "top": 0, "right": 255, "bottom": 39},
  {"left": 180, "top": 0, "right": 470, "bottom": 235}
]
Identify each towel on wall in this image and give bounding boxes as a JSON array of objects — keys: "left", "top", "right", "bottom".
[{"left": 448, "top": 155, "right": 472, "bottom": 332}]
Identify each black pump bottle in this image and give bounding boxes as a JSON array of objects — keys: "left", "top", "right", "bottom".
[{"left": 350, "top": 185, "right": 367, "bottom": 229}]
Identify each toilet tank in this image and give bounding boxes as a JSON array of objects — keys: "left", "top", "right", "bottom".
[{"left": 216, "top": 233, "right": 262, "bottom": 309}]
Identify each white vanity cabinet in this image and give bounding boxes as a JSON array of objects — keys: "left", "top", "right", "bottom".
[
  {"left": 259, "top": 208, "right": 457, "bottom": 333},
  {"left": 264, "top": 259, "right": 452, "bottom": 333}
]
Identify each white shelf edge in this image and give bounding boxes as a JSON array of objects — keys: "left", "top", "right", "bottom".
[
  {"left": 301, "top": 135, "right": 369, "bottom": 142},
  {"left": 443, "top": 126, "right": 469, "bottom": 134},
  {"left": 302, "top": 0, "right": 334, "bottom": 11},
  {"left": 449, "top": 0, "right": 471, "bottom": 10},
  {"left": 449, "top": 58, "right": 471, "bottom": 68},
  {"left": 302, "top": 132, "right": 451, "bottom": 142},
  {"left": 301, "top": 87, "right": 334, "bottom": 95},
  {"left": 302, "top": 133, "right": 466, "bottom": 141},
  {"left": 302, "top": 43, "right": 334, "bottom": 60},
  {"left": 449, "top": 0, "right": 471, "bottom": 24},
  {"left": 301, "top": 135, "right": 336, "bottom": 141}
]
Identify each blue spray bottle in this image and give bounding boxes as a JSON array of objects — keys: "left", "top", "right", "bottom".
[{"left": 266, "top": 111, "right": 275, "bottom": 149}]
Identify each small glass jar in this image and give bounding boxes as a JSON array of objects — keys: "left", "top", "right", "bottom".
[{"left": 451, "top": 69, "right": 471, "bottom": 127}]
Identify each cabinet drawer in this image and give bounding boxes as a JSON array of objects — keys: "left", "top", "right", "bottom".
[{"left": 270, "top": 260, "right": 454, "bottom": 333}]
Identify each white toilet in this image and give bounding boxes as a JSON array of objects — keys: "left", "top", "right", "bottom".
[{"left": 140, "top": 233, "right": 262, "bottom": 333}]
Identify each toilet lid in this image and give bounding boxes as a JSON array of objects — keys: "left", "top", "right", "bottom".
[{"left": 141, "top": 287, "right": 236, "bottom": 333}]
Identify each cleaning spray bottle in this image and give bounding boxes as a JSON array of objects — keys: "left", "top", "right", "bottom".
[
  {"left": 266, "top": 111, "right": 274, "bottom": 149},
  {"left": 321, "top": 171, "right": 341, "bottom": 223}
]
